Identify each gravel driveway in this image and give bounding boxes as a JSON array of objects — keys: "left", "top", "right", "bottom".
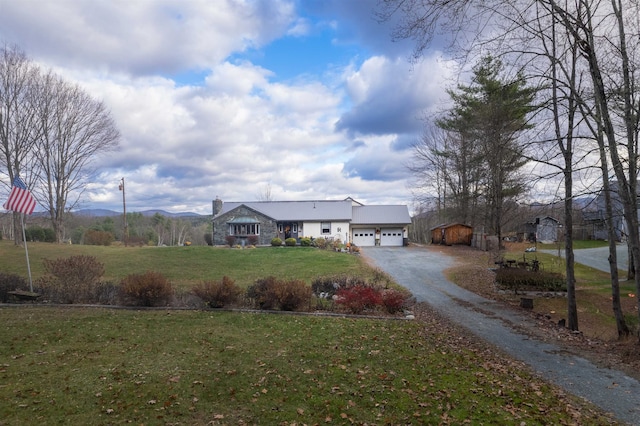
[{"left": 363, "top": 246, "right": 640, "bottom": 425}]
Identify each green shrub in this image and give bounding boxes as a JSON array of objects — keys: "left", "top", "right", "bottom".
[
  {"left": 25, "top": 226, "right": 55, "bottom": 242},
  {"left": 192, "top": 276, "right": 242, "bottom": 308},
  {"left": 119, "top": 271, "right": 174, "bottom": 307},
  {"left": 247, "top": 276, "right": 312, "bottom": 311},
  {"left": 84, "top": 229, "right": 115, "bottom": 246},
  {"left": 495, "top": 268, "right": 566, "bottom": 292},
  {"left": 0, "top": 273, "right": 29, "bottom": 302},
  {"left": 41, "top": 255, "right": 105, "bottom": 303},
  {"left": 300, "top": 237, "right": 311, "bottom": 246},
  {"left": 285, "top": 238, "right": 297, "bottom": 247},
  {"left": 271, "top": 237, "right": 282, "bottom": 247}
]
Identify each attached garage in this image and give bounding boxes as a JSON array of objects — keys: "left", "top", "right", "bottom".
[
  {"left": 381, "top": 228, "right": 404, "bottom": 246},
  {"left": 352, "top": 228, "right": 376, "bottom": 246}
]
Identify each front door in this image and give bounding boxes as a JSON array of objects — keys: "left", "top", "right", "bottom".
[{"left": 281, "top": 222, "right": 298, "bottom": 240}]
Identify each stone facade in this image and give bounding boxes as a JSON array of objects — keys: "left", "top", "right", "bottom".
[{"left": 212, "top": 205, "right": 278, "bottom": 246}]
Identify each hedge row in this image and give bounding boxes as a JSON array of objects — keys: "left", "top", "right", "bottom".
[
  {"left": 0, "top": 256, "right": 413, "bottom": 314},
  {"left": 495, "top": 268, "right": 566, "bottom": 292}
]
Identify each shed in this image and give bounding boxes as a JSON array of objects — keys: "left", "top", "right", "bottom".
[
  {"left": 523, "top": 216, "right": 560, "bottom": 243},
  {"left": 431, "top": 223, "right": 473, "bottom": 246}
]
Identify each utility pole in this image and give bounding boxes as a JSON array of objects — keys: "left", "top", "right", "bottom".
[{"left": 119, "top": 177, "right": 128, "bottom": 245}]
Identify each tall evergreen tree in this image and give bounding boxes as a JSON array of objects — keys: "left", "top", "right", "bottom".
[{"left": 437, "top": 56, "right": 535, "bottom": 244}]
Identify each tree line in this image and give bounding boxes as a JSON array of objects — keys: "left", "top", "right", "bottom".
[
  {"left": 0, "top": 44, "right": 120, "bottom": 244},
  {"left": 378, "top": 0, "right": 640, "bottom": 338},
  {"left": 0, "top": 210, "right": 212, "bottom": 246}
]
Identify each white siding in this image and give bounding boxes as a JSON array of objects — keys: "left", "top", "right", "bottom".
[{"left": 302, "top": 221, "right": 350, "bottom": 242}]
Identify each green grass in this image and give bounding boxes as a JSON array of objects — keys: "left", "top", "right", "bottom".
[
  {"left": 0, "top": 307, "right": 611, "bottom": 425},
  {"left": 0, "top": 241, "right": 371, "bottom": 288},
  {"left": 501, "top": 242, "right": 638, "bottom": 339}
]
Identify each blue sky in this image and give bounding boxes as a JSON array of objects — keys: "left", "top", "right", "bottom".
[{"left": 0, "top": 0, "right": 455, "bottom": 214}]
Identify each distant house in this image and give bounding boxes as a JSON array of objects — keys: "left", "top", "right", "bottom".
[
  {"left": 522, "top": 216, "right": 560, "bottom": 243},
  {"left": 588, "top": 181, "right": 631, "bottom": 241},
  {"left": 430, "top": 223, "right": 473, "bottom": 246},
  {"left": 211, "top": 197, "right": 411, "bottom": 247}
]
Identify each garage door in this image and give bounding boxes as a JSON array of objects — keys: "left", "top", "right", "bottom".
[
  {"left": 352, "top": 229, "right": 375, "bottom": 246},
  {"left": 381, "top": 228, "right": 404, "bottom": 246}
]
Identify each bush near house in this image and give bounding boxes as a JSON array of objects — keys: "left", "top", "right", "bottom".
[
  {"left": 225, "top": 235, "right": 236, "bottom": 247},
  {"left": 285, "top": 237, "right": 297, "bottom": 246},
  {"left": 314, "top": 237, "right": 327, "bottom": 249},
  {"left": 271, "top": 237, "right": 282, "bottom": 246},
  {"left": 248, "top": 235, "right": 259, "bottom": 246},
  {"left": 300, "top": 237, "right": 312, "bottom": 246}
]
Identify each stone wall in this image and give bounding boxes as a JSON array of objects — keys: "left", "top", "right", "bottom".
[{"left": 212, "top": 205, "right": 278, "bottom": 246}]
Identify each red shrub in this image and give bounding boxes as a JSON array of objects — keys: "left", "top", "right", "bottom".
[
  {"left": 380, "top": 288, "right": 410, "bottom": 314},
  {"left": 335, "top": 285, "right": 383, "bottom": 314}
]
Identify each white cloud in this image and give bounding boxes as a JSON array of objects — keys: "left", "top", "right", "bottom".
[
  {"left": 0, "top": 0, "right": 453, "bottom": 214},
  {"left": 1, "top": 0, "right": 296, "bottom": 75}
]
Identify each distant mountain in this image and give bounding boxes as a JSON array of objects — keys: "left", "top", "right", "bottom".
[{"left": 72, "top": 209, "right": 204, "bottom": 218}]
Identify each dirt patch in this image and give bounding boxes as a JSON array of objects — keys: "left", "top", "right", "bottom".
[{"left": 433, "top": 243, "right": 640, "bottom": 382}]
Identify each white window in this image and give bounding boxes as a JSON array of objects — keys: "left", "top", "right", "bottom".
[
  {"left": 321, "top": 222, "right": 331, "bottom": 234},
  {"left": 293, "top": 223, "right": 298, "bottom": 233},
  {"left": 229, "top": 224, "right": 260, "bottom": 236}
]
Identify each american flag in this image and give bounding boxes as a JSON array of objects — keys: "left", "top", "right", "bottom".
[{"left": 3, "top": 176, "right": 36, "bottom": 215}]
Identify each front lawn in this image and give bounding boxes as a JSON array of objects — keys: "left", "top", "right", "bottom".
[
  {"left": 0, "top": 241, "right": 371, "bottom": 288},
  {"left": 0, "top": 307, "right": 612, "bottom": 425}
]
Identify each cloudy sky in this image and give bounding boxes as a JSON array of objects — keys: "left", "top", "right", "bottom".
[{"left": 0, "top": 0, "right": 455, "bottom": 215}]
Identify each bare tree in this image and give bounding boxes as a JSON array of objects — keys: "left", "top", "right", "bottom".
[
  {"left": 256, "top": 182, "right": 274, "bottom": 201},
  {"left": 378, "top": 0, "right": 640, "bottom": 336},
  {"left": 33, "top": 72, "right": 120, "bottom": 243},
  {"left": 0, "top": 45, "right": 41, "bottom": 244}
]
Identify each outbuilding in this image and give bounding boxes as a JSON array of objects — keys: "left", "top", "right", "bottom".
[{"left": 430, "top": 223, "right": 473, "bottom": 246}]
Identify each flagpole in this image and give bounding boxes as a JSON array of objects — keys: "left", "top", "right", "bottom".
[{"left": 20, "top": 213, "right": 33, "bottom": 292}]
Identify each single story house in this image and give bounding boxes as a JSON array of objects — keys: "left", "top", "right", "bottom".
[
  {"left": 430, "top": 223, "right": 473, "bottom": 245},
  {"left": 212, "top": 197, "right": 412, "bottom": 247}
]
